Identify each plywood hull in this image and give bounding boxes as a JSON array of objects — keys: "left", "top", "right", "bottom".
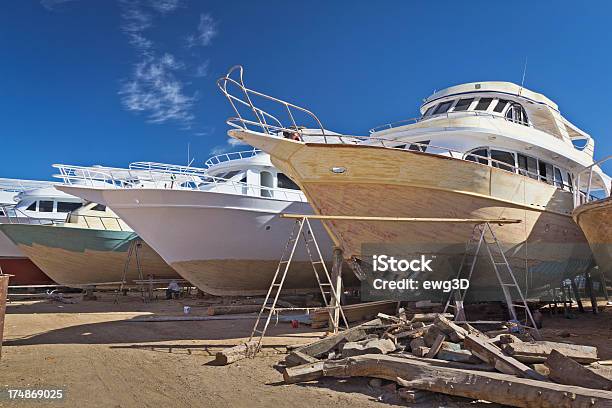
[
  {"left": 231, "top": 130, "right": 592, "bottom": 301},
  {"left": 97, "top": 188, "right": 359, "bottom": 296},
  {"left": 573, "top": 197, "right": 612, "bottom": 281},
  {"left": 0, "top": 224, "right": 178, "bottom": 287}
]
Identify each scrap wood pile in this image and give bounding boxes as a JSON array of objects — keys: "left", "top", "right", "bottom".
[{"left": 283, "top": 312, "right": 612, "bottom": 408}]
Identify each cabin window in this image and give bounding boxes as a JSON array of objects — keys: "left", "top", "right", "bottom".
[
  {"left": 539, "top": 161, "right": 554, "bottom": 185},
  {"left": 493, "top": 99, "right": 509, "bottom": 113},
  {"left": 223, "top": 170, "right": 242, "bottom": 179},
  {"left": 260, "top": 171, "right": 273, "bottom": 198},
  {"left": 517, "top": 154, "right": 539, "bottom": 179},
  {"left": 506, "top": 103, "right": 529, "bottom": 125},
  {"left": 453, "top": 98, "right": 474, "bottom": 112},
  {"left": 408, "top": 140, "right": 430, "bottom": 152},
  {"left": 26, "top": 201, "right": 37, "bottom": 211},
  {"left": 57, "top": 202, "right": 81, "bottom": 213},
  {"left": 475, "top": 98, "right": 493, "bottom": 111},
  {"left": 553, "top": 167, "right": 564, "bottom": 189},
  {"left": 91, "top": 204, "right": 106, "bottom": 212},
  {"left": 433, "top": 100, "right": 454, "bottom": 114},
  {"left": 39, "top": 200, "right": 54, "bottom": 212},
  {"left": 566, "top": 172, "right": 573, "bottom": 192},
  {"left": 277, "top": 173, "right": 300, "bottom": 190},
  {"left": 422, "top": 106, "right": 434, "bottom": 117},
  {"left": 465, "top": 148, "right": 488, "bottom": 164},
  {"left": 490, "top": 150, "right": 515, "bottom": 172},
  {"left": 395, "top": 144, "right": 407, "bottom": 150}
]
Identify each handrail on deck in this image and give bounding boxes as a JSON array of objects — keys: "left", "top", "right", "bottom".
[
  {"left": 204, "top": 149, "right": 260, "bottom": 168},
  {"left": 52, "top": 163, "right": 307, "bottom": 203},
  {"left": 574, "top": 155, "right": 612, "bottom": 207},
  {"left": 217, "top": 65, "right": 327, "bottom": 140}
]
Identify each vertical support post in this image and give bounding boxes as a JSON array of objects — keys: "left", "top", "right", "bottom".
[
  {"left": 570, "top": 277, "right": 584, "bottom": 313},
  {"left": 328, "top": 247, "right": 343, "bottom": 334},
  {"left": 585, "top": 271, "right": 599, "bottom": 314},
  {"left": 0, "top": 275, "right": 10, "bottom": 360},
  {"left": 595, "top": 266, "right": 609, "bottom": 302}
]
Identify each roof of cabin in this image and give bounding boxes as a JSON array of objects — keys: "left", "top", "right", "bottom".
[{"left": 422, "top": 81, "right": 558, "bottom": 111}]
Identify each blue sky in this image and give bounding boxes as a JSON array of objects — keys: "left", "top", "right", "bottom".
[{"left": 1, "top": 1, "right": 611, "bottom": 180}]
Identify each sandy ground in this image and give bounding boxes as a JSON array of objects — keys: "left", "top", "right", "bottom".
[{"left": 0, "top": 294, "right": 610, "bottom": 408}]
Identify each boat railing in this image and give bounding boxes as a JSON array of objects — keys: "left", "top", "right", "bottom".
[
  {"left": 0, "top": 178, "right": 56, "bottom": 193},
  {"left": 369, "top": 110, "right": 531, "bottom": 134},
  {"left": 128, "top": 161, "right": 210, "bottom": 177},
  {"left": 0, "top": 205, "right": 61, "bottom": 226},
  {"left": 53, "top": 164, "right": 307, "bottom": 202},
  {"left": 217, "top": 65, "right": 328, "bottom": 140},
  {"left": 573, "top": 155, "right": 612, "bottom": 207},
  {"left": 204, "top": 149, "right": 261, "bottom": 168}
]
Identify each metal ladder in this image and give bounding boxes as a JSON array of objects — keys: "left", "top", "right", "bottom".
[
  {"left": 249, "top": 217, "right": 349, "bottom": 354},
  {"left": 114, "top": 238, "right": 145, "bottom": 304},
  {"left": 444, "top": 222, "right": 540, "bottom": 338}
]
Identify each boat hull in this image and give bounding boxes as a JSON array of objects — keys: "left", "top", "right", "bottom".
[
  {"left": 0, "top": 224, "right": 179, "bottom": 287},
  {"left": 95, "top": 188, "right": 358, "bottom": 296},
  {"left": 0, "top": 227, "right": 55, "bottom": 285},
  {"left": 231, "top": 130, "right": 592, "bottom": 301},
  {"left": 573, "top": 197, "right": 612, "bottom": 283}
]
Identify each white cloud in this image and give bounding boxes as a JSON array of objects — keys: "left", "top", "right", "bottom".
[
  {"left": 40, "top": 0, "right": 77, "bottom": 11},
  {"left": 186, "top": 14, "right": 217, "bottom": 48},
  {"left": 194, "top": 60, "right": 210, "bottom": 77},
  {"left": 209, "top": 138, "right": 248, "bottom": 156},
  {"left": 120, "top": 53, "right": 196, "bottom": 125},
  {"left": 150, "top": 0, "right": 182, "bottom": 14}
]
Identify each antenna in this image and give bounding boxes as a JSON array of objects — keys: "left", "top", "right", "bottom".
[
  {"left": 519, "top": 57, "right": 528, "bottom": 95},
  {"left": 187, "top": 142, "right": 191, "bottom": 166}
]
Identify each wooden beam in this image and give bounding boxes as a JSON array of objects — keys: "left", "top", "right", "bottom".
[
  {"left": 284, "top": 354, "right": 612, "bottom": 407},
  {"left": 213, "top": 340, "right": 258, "bottom": 365},
  {"left": 328, "top": 247, "right": 343, "bottom": 333},
  {"left": 295, "top": 319, "right": 381, "bottom": 358},
  {"left": 501, "top": 341, "right": 599, "bottom": 364},
  {"left": 545, "top": 350, "right": 612, "bottom": 390},
  {"left": 463, "top": 333, "right": 546, "bottom": 380},
  {"left": 280, "top": 214, "right": 521, "bottom": 224}
]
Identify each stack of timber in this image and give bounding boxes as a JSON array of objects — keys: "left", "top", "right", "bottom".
[
  {"left": 309, "top": 300, "right": 397, "bottom": 328},
  {"left": 282, "top": 312, "right": 612, "bottom": 407}
]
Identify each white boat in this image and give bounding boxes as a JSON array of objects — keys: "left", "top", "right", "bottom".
[
  {"left": 0, "top": 173, "right": 180, "bottom": 287},
  {"left": 55, "top": 154, "right": 356, "bottom": 296},
  {"left": 220, "top": 66, "right": 610, "bottom": 302},
  {"left": 0, "top": 180, "right": 74, "bottom": 285}
]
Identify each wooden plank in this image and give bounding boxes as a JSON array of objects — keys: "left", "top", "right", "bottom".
[
  {"left": 433, "top": 314, "right": 468, "bottom": 341},
  {"left": 463, "top": 333, "right": 546, "bottom": 380},
  {"left": 280, "top": 214, "right": 522, "bottom": 224},
  {"left": 206, "top": 304, "right": 262, "bottom": 315},
  {"left": 545, "top": 350, "right": 612, "bottom": 390},
  {"left": 502, "top": 341, "right": 598, "bottom": 364},
  {"left": 310, "top": 302, "right": 395, "bottom": 327},
  {"left": 410, "top": 313, "right": 453, "bottom": 323},
  {"left": 285, "top": 351, "right": 319, "bottom": 367},
  {"left": 283, "top": 361, "right": 325, "bottom": 384},
  {"left": 213, "top": 340, "right": 258, "bottom": 365},
  {"left": 425, "top": 334, "right": 445, "bottom": 358},
  {"left": 285, "top": 354, "right": 612, "bottom": 407},
  {"left": 0, "top": 275, "right": 9, "bottom": 359},
  {"left": 295, "top": 319, "right": 381, "bottom": 358}
]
